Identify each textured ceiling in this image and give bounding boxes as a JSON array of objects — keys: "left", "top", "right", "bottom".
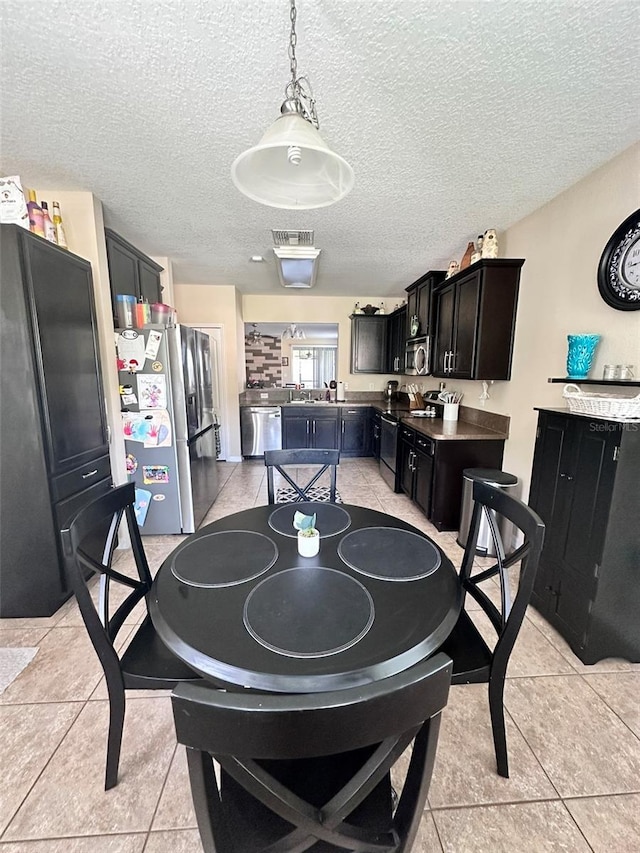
[{"left": 2, "top": 1, "right": 638, "bottom": 297}]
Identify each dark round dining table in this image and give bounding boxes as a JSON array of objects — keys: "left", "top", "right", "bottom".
[{"left": 149, "top": 502, "right": 462, "bottom": 693}]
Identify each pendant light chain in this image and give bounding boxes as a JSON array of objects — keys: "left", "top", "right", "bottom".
[{"left": 284, "top": 0, "right": 319, "bottom": 128}]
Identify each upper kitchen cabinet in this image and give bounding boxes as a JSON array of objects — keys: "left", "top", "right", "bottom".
[
  {"left": 105, "top": 228, "right": 163, "bottom": 325},
  {"left": 350, "top": 315, "right": 388, "bottom": 373},
  {"left": 405, "top": 270, "right": 445, "bottom": 339},
  {"left": 432, "top": 259, "right": 524, "bottom": 380},
  {"left": 386, "top": 305, "right": 407, "bottom": 373}
]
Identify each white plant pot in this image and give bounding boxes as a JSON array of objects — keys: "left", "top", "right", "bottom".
[{"left": 297, "top": 530, "right": 320, "bottom": 557}]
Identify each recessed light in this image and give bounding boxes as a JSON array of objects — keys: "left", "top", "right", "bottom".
[{"left": 250, "top": 255, "right": 265, "bottom": 263}]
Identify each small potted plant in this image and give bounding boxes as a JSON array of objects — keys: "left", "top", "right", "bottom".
[{"left": 293, "top": 510, "right": 319, "bottom": 557}]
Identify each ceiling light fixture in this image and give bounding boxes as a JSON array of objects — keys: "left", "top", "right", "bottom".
[
  {"left": 231, "top": 0, "right": 354, "bottom": 210},
  {"left": 248, "top": 323, "right": 262, "bottom": 344},
  {"left": 281, "top": 323, "right": 306, "bottom": 340}
]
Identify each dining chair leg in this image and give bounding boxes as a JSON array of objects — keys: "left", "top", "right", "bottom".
[
  {"left": 105, "top": 687, "right": 126, "bottom": 790},
  {"left": 488, "top": 676, "right": 509, "bottom": 778}
]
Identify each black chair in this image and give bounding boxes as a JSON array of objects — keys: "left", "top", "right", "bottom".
[
  {"left": 172, "top": 653, "right": 452, "bottom": 853},
  {"left": 437, "top": 479, "right": 545, "bottom": 778},
  {"left": 60, "top": 482, "right": 201, "bottom": 790},
  {"left": 264, "top": 448, "right": 341, "bottom": 503}
]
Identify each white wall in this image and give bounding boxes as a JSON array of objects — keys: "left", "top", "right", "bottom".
[
  {"left": 172, "top": 284, "right": 244, "bottom": 459},
  {"left": 444, "top": 142, "right": 640, "bottom": 497}
]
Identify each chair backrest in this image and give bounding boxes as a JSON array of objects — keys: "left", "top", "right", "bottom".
[
  {"left": 264, "top": 448, "right": 340, "bottom": 504},
  {"left": 461, "top": 479, "right": 546, "bottom": 675},
  {"left": 60, "top": 482, "right": 152, "bottom": 661},
  {"left": 173, "top": 652, "right": 452, "bottom": 760}
]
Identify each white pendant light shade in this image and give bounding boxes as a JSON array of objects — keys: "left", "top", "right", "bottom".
[{"left": 231, "top": 113, "right": 354, "bottom": 210}]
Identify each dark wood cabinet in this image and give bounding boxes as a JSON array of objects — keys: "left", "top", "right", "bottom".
[
  {"left": 432, "top": 259, "right": 523, "bottom": 380},
  {"left": 529, "top": 409, "right": 640, "bottom": 663},
  {"left": 340, "top": 407, "right": 372, "bottom": 456},
  {"left": 386, "top": 307, "right": 407, "bottom": 373},
  {"left": 1, "top": 226, "right": 112, "bottom": 616},
  {"left": 396, "top": 419, "right": 504, "bottom": 531},
  {"left": 398, "top": 426, "right": 435, "bottom": 519},
  {"left": 282, "top": 407, "right": 339, "bottom": 450},
  {"left": 405, "top": 270, "right": 445, "bottom": 340},
  {"left": 350, "top": 315, "right": 388, "bottom": 373},
  {"left": 372, "top": 410, "right": 382, "bottom": 460},
  {"left": 430, "top": 438, "right": 504, "bottom": 531},
  {"left": 105, "top": 228, "right": 163, "bottom": 325}
]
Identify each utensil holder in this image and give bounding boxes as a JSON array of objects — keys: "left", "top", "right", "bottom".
[{"left": 443, "top": 403, "right": 459, "bottom": 421}]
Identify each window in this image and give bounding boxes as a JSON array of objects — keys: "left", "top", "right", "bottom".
[{"left": 291, "top": 346, "right": 337, "bottom": 388}]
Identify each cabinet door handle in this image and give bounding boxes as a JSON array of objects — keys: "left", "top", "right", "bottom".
[
  {"left": 82, "top": 469, "right": 98, "bottom": 479},
  {"left": 559, "top": 472, "right": 574, "bottom": 481},
  {"left": 342, "top": 421, "right": 345, "bottom": 433},
  {"left": 306, "top": 420, "right": 310, "bottom": 434},
  {"left": 313, "top": 421, "right": 316, "bottom": 434}
]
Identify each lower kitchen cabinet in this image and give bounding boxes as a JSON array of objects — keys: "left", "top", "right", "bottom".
[
  {"left": 399, "top": 426, "right": 434, "bottom": 516},
  {"left": 281, "top": 407, "right": 339, "bottom": 450},
  {"left": 528, "top": 409, "right": 640, "bottom": 663},
  {"left": 340, "top": 407, "right": 372, "bottom": 456},
  {"left": 398, "top": 422, "right": 504, "bottom": 531},
  {"left": 372, "top": 410, "right": 381, "bottom": 460}
]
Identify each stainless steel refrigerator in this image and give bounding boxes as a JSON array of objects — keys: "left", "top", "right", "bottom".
[{"left": 117, "top": 325, "right": 219, "bottom": 534}]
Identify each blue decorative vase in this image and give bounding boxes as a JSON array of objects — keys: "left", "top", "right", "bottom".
[{"left": 566, "top": 334, "right": 601, "bottom": 379}]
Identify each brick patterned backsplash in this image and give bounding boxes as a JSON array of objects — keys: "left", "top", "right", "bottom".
[{"left": 245, "top": 336, "right": 282, "bottom": 387}]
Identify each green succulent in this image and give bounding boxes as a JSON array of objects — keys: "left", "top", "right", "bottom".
[{"left": 293, "top": 510, "right": 317, "bottom": 537}]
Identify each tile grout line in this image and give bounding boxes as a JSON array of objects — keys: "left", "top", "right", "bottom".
[
  {"left": 0, "top": 697, "right": 89, "bottom": 843},
  {"left": 141, "top": 740, "right": 181, "bottom": 851}
]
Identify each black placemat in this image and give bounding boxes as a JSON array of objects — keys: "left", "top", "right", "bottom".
[
  {"left": 171, "top": 531, "right": 278, "bottom": 587},
  {"left": 268, "top": 501, "right": 351, "bottom": 539},
  {"left": 338, "top": 527, "right": 441, "bottom": 581},
  {"left": 243, "top": 567, "right": 374, "bottom": 658}
]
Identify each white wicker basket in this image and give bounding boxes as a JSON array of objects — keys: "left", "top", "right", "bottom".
[{"left": 563, "top": 383, "right": 640, "bottom": 421}]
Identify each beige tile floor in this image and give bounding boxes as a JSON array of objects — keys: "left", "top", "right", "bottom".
[{"left": 1, "top": 458, "right": 639, "bottom": 852}]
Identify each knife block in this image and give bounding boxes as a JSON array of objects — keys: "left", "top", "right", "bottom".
[{"left": 409, "top": 392, "right": 425, "bottom": 410}]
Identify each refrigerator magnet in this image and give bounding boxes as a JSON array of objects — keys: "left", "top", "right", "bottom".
[
  {"left": 152, "top": 493, "right": 166, "bottom": 501},
  {"left": 121, "top": 393, "right": 137, "bottom": 405},
  {"left": 143, "top": 465, "right": 170, "bottom": 485},
  {"left": 134, "top": 489, "right": 152, "bottom": 526},
  {"left": 151, "top": 360, "right": 163, "bottom": 372},
  {"left": 138, "top": 374, "right": 167, "bottom": 409},
  {"left": 144, "top": 330, "right": 163, "bottom": 361},
  {"left": 126, "top": 453, "right": 138, "bottom": 474}
]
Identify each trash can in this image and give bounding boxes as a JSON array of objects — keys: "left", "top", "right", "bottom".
[{"left": 456, "top": 468, "right": 519, "bottom": 557}]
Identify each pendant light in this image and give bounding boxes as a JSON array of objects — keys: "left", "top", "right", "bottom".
[
  {"left": 281, "top": 323, "right": 306, "bottom": 340},
  {"left": 231, "top": 0, "right": 354, "bottom": 210}
]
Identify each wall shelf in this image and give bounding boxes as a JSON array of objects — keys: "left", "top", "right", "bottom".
[{"left": 548, "top": 377, "right": 639, "bottom": 387}]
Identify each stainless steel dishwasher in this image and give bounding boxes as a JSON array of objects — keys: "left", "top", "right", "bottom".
[{"left": 241, "top": 407, "right": 282, "bottom": 458}]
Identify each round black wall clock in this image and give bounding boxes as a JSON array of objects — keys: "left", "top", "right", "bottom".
[{"left": 597, "top": 208, "right": 640, "bottom": 310}]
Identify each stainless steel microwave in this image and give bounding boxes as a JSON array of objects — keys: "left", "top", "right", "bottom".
[{"left": 405, "top": 336, "right": 430, "bottom": 375}]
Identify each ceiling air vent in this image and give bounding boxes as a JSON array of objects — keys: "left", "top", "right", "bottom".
[{"left": 271, "top": 229, "right": 314, "bottom": 247}]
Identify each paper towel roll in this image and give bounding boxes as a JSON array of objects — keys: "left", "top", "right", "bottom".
[{"left": 337, "top": 381, "right": 346, "bottom": 402}]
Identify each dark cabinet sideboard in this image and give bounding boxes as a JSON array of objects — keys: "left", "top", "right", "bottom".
[
  {"left": 1, "top": 225, "right": 112, "bottom": 616},
  {"left": 528, "top": 409, "right": 640, "bottom": 663},
  {"left": 105, "top": 228, "right": 163, "bottom": 326},
  {"left": 432, "top": 259, "right": 524, "bottom": 380},
  {"left": 350, "top": 315, "right": 388, "bottom": 373}
]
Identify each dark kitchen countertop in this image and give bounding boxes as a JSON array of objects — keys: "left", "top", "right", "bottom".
[{"left": 239, "top": 399, "right": 508, "bottom": 441}]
